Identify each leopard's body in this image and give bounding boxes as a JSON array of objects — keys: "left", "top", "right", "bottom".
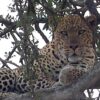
[{"left": 0, "top": 15, "right": 96, "bottom": 93}]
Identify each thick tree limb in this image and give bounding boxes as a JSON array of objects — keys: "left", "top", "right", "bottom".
[
  {"left": 33, "top": 62, "right": 100, "bottom": 100},
  {"left": 1, "top": 62, "right": 100, "bottom": 100}
]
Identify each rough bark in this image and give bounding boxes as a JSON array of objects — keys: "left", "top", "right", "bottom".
[{"left": 1, "top": 62, "right": 100, "bottom": 100}]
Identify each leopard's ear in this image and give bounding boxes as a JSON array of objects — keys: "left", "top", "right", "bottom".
[{"left": 86, "top": 15, "right": 97, "bottom": 30}]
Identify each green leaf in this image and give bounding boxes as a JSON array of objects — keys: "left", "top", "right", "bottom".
[{"left": 48, "top": 0, "right": 53, "bottom": 6}]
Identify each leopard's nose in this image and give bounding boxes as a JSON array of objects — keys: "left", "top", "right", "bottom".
[{"left": 70, "top": 44, "right": 78, "bottom": 50}]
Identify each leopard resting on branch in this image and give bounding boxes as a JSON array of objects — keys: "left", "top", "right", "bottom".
[{"left": 0, "top": 15, "right": 96, "bottom": 93}]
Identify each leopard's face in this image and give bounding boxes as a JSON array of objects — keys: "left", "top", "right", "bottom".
[{"left": 54, "top": 15, "right": 95, "bottom": 66}]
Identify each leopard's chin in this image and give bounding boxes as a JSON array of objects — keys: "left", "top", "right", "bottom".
[{"left": 68, "top": 55, "right": 82, "bottom": 64}]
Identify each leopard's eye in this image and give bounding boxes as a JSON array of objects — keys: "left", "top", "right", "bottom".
[
  {"left": 78, "top": 30, "right": 86, "bottom": 35},
  {"left": 61, "top": 31, "right": 68, "bottom": 36}
]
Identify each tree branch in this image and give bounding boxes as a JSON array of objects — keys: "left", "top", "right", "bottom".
[
  {"left": 0, "top": 16, "right": 15, "bottom": 27},
  {"left": 0, "top": 57, "right": 10, "bottom": 68},
  {"left": 1, "top": 62, "right": 100, "bottom": 100},
  {"left": 1, "top": 46, "right": 17, "bottom": 68},
  {"left": 85, "top": 0, "right": 100, "bottom": 24},
  {"left": 35, "top": 23, "right": 49, "bottom": 44},
  {"left": 85, "top": 0, "right": 99, "bottom": 16}
]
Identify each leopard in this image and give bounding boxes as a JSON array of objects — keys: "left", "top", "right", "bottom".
[{"left": 0, "top": 15, "right": 96, "bottom": 93}]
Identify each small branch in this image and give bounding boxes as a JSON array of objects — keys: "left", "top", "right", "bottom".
[
  {"left": 0, "top": 25, "right": 16, "bottom": 38},
  {"left": 85, "top": 0, "right": 100, "bottom": 24},
  {"left": 0, "top": 57, "right": 20, "bottom": 68},
  {"left": 35, "top": 23, "right": 49, "bottom": 44},
  {"left": 0, "top": 16, "right": 16, "bottom": 38},
  {"left": 0, "top": 16, "right": 15, "bottom": 27},
  {"left": 0, "top": 28, "right": 11, "bottom": 37},
  {"left": 69, "top": 0, "right": 81, "bottom": 15},
  {"left": 85, "top": 0, "right": 99, "bottom": 16},
  {"left": 1, "top": 46, "right": 17, "bottom": 68},
  {"left": 3, "top": 60, "right": 20, "bottom": 68},
  {"left": 27, "top": 0, "right": 49, "bottom": 44},
  {"left": 39, "top": 1, "right": 56, "bottom": 15},
  {"left": 31, "top": 18, "right": 48, "bottom": 24},
  {"left": 0, "top": 57, "right": 10, "bottom": 68},
  {"left": 27, "top": 0, "right": 36, "bottom": 14}
]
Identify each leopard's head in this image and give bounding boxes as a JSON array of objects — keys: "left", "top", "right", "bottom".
[{"left": 53, "top": 15, "right": 96, "bottom": 65}]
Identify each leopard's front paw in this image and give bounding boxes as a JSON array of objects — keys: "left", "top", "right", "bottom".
[{"left": 59, "top": 65, "right": 85, "bottom": 85}]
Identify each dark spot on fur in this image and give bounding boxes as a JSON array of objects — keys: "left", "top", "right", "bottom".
[
  {"left": 55, "top": 78, "right": 59, "bottom": 82},
  {"left": 47, "top": 65, "right": 50, "bottom": 68},
  {"left": 55, "top": 70, "right": 59, "bottom": 74},
  {"left": 51, "top": 45, "right": 54, "bottom": 48},
  {"left": 5, "top": 75, "right": 10, "bottom": 79},
  {"left": 3, "top": 81, "right": 8, "bottom": 86},
  {"left": 0, "top": 72, "right": 3, "bottom": 75},
  {"left": 59, "top": 66, "right": 62, "bottom": 68},
  {"left": 11, "top": 76, "right": 15, "bottom": 80},
  {"left": 7, "top": 86, "right": 14, "bottom": 92},
  {"left": 48, "top": 69, "right": 51, "bottom": 72},
  {"left": 9, "top": 80, "right": 13, "bottom": 85},
  {"left": 17, "top": 84, "right": 22, "bottom": 91},
  {"left": 42, "top": 85, "right": 44, "bottom": 88},
  {"left": 36, "top": 86, "right": 40, "bottom": 89},
  {"left": 3, "top": 88, "right": 6, "bottom": 91},
  {"left": 0, "top": 85, "right": 2, "bottom": 89},
  {"left": 7, "top": 86, "right": 11, "bottom": 90},
  {"left": 19, "top": 77, "right": 22, "bottom": 83},
  {"left": 9, "top": 75, "right": 12, "bottom": 78},
  {"left": 46, "top": 83, "right": 49, "bottom": 86},
  {"left": 32, "top": 85, "right": 35, "bottom": 89},
  {"left": 43, "top": 64, "right": 46, "bottom": 66},
  {"left": 52, "top": 67, "right": 55, "bottom": 70},
  {"left": 2, "top": 76, "right": 6, "bottom": 80},
  {"left": 61, "top": 60, "right": 64, "bottom": 64},
  {"left": 42, "top": 80, "right": 46, "bottom": 84},
  {"left": 38, "top": 79, "right": 42, "bottom": 81},
  {"left": 21, "top": 84, "right": 27, "bottom": 89},
  {"left": 48, "top": 49, "right": 50, "bottom": 52},
  {"left": 23, "top": 79, "right": 27, "bottom": 83},
  {"left": 37, "top": 83, "right": 41, "bottom": 87},
  {"left": 80, "top": 65, "right": 86, "bottom": 68}
]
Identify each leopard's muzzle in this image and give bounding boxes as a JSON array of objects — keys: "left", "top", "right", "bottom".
[{"left": 68, "top": 53, "right": 82, "bottom": 64}]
